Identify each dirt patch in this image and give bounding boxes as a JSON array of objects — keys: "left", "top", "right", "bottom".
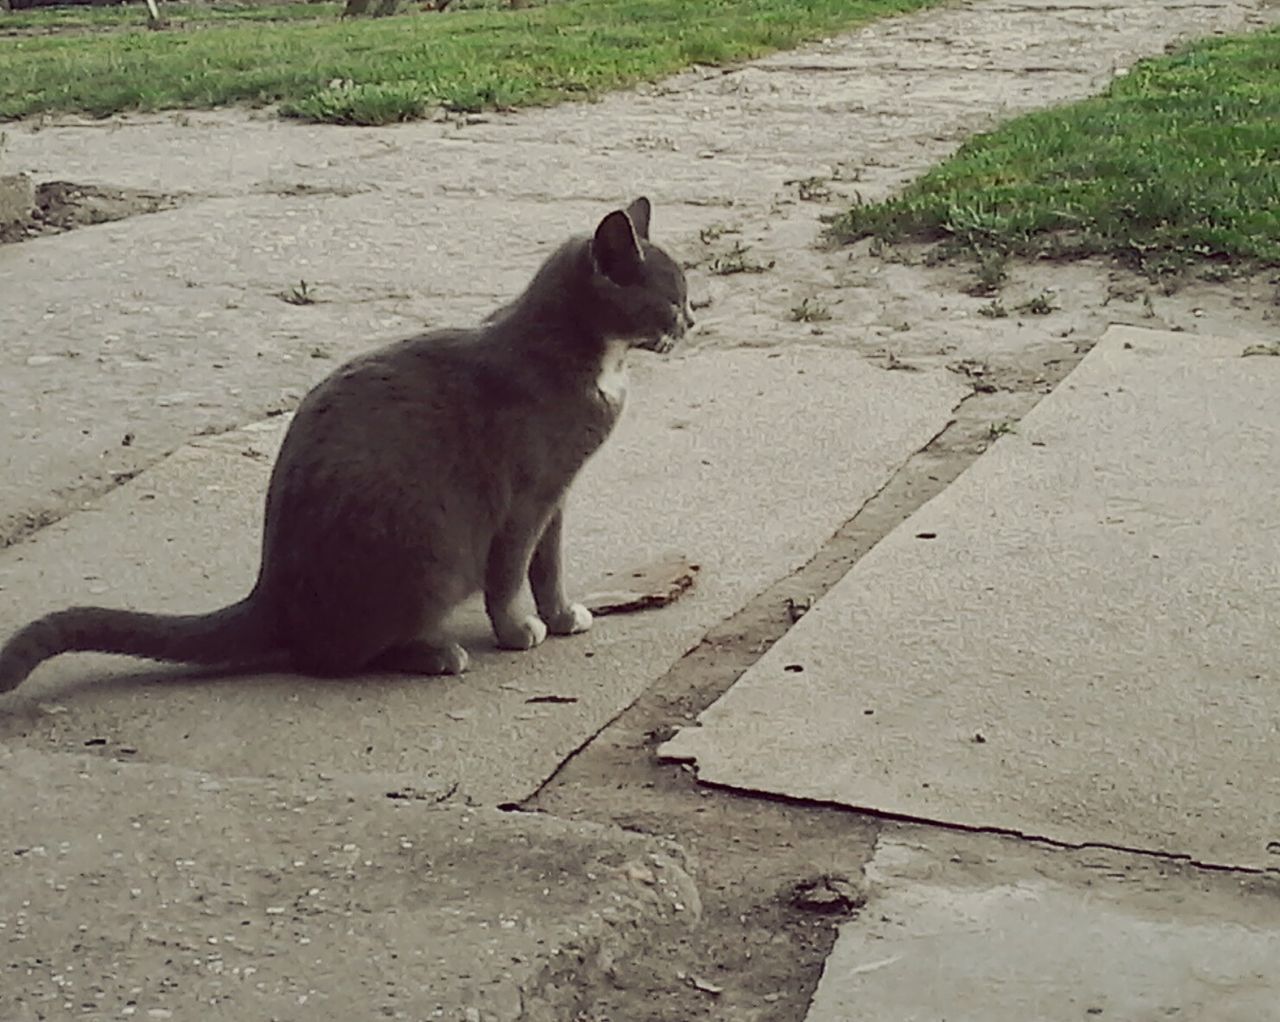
[{"left": 0, "top": 180, "right": 179, "bottom": 244}]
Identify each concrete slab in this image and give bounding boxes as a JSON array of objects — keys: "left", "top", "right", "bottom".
[
  {"left": 0, "top": 346, "right": 966, "bottom": 806},
  {"left": 0, "top": 172, "right": 34, "bottom": 225},
  {"left": 0, "top": 745, "right": 697, "bottom": 1022},
  {"left": 661, "top": 325, "right": 1280, "bottom": 870},
  {"left": 806, "top": 837, "right": 1280, "bottom": 1022}
]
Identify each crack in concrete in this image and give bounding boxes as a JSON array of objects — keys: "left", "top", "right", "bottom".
[{"left": 686, "top": 778, "right": 1280, "bottom": 878}]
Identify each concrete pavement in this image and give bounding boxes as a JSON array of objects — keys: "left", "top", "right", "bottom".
[
  {"left": 3, "top": 0, "right": 1273, "bottom": 545},
  {"left": 660, "top": 325, "right": 1280, "bottom": 872},
  {"left": 4, "top": 0, "right": 1280, "bottom": 1017},
  {"left": 806, "top": 834, "right": 1280, "bottom": 1022},
  {"left": 661, "top": 326, "right": 1280, "bottom": 1018},
  {"left": 0, "top": 346, "right": 964, "bottom": 805},
  {"left": 0, "top": 746, "right": 698, "bottom": 1021}
]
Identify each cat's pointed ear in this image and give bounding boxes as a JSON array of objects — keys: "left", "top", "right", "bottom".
[
  {"left": 625, "top": 196, "right": 651, "bottom": 241},
  {"left": 592, "top": 208, "right": 645, "bottom": 287}
]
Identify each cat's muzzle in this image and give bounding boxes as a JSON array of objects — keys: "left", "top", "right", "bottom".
[
  {"left": 640, "top": 332, "right": 680, "bottom": 354},
  {"left": 637, "top": 310, "right": 693, "bottom": 354}
]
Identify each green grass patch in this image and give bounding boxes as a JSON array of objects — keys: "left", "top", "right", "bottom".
[
  {"left": 0, "top": 2, "right": 343, "bottom": 32},
  {"left": 0, "top": 0, "right": 944, "bottom": 124},
  {"left": 828, "top": 27, "right": 1280, "bottom": 273}
]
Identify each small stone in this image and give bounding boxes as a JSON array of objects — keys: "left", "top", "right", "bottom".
[
  {"left": 788, "top": 874, "right": 866, "bottom": 915},
  {"left": 623, "top": 863, "right": 656, "bottom": 885}
]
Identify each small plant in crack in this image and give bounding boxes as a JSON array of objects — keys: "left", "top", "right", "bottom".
[
  {"left": 965, "top": 249, "right": 1008, "bottom": 296},
  {"left": 280, "top": 279, "right": 317, "bottom": 306},
  {"left": 988, "top": 420, "right": 1017, "bottom": 439},
  {"left": 883, "top": 351, "right": 919, "bottom": 372},
  {"left": 698, "top": 222, "right": 739, "bottom": 245},
  {"left": 786, "top": 175, "right": 832, "bottom": 202},
  {"left": 1018, "top": 290, "right": 1056, "bottom": 315},
  {"left": 709, "top": 240, "right": 774, "bottom": 276},
  {"left": 1199, "top": 264, "right": 1234, "bottom": 284},
  {"left": 789, "top": 297, "right": 832, "bottom": 323},
  {"left": 831, "top": 161, "right": 864, "bottom": 183},
  {"left": 977, "top": 299, "right": 1008, "bottom": 319}
]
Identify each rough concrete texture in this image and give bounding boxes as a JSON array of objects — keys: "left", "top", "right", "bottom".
[
  {"left": 806, "top": 836, "right": 1280, "bottom": 1022},
  {"left": 4, "top": 0, "right": 1280, "bottom": 1017},
  {"left": 0, "top": 346, "right": 965, "bottom": 805},
  {"left": 661, "top": 325, "right": 1280, "bottom": 870},
  {"left": 1, "top": 0, "right": 1276, "bottom": 544},
  {"left": 0, "top": 746, "right": 698, "bottom": 1021},
  {"left": 0, "top": 171, "right": 34, "bottom": 224}
]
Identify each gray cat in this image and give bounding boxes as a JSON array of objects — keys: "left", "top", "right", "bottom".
[{"left": 0, "top": 197, "right": 691, "bottom": 691}]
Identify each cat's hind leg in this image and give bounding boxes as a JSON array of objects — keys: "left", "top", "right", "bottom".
[{"left": 368, "top": 639, "right": 469, "bottom": 676}]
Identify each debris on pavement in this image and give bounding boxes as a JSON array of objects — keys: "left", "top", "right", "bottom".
[
  {"left": 787, "top": 874, "right": 867, "bottom": 915},
  {"left": 583, "top": 554, "right": 700, "bottom": 616}
]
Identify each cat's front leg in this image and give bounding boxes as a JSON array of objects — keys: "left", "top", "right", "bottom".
[
  {"left": 485, "top": 518, "right": 551, "bottom": 651},
  {"left": 529, "top": 507, "right": 592, "bottom": 637}
]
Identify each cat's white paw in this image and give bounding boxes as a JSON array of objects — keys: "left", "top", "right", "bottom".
[
  {"left": 433, "top": 643, "right": 470, "bottom": 676},
  {"left": 494, "top": 614, "right": 548, "bottom": 651},
  {"left": 546, "top": 602, "right": 593, "bottom": 636}
]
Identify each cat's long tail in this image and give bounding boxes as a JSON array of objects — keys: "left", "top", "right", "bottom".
[{"left": 0, "top": 596, "right": 275, "bottom": 693}]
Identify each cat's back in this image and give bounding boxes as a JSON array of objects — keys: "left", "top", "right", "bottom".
[{"left": 310, "top": 328, "right": 479, "bottom": 405}]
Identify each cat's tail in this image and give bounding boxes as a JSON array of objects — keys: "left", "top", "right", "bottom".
[{"left": 0, "top": 596, "right": 276, "bottom": 694}]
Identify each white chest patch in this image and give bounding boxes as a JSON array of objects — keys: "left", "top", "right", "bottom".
[{"left": 596, "top": 339, "right": 630, "bottom": 405}]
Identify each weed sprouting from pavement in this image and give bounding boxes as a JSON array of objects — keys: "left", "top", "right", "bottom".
[
  {"left": 280, "top": 280, "right": 317, "bottom": 305},
  {"left": 1018, "top": 291, "right": 1056, "bottom": 315},
  {"left": 789, "top": 297, "right": 833, "bottom": 323},
  {"left": 710, "top": 241, "right": 774, "bottom": 276}
]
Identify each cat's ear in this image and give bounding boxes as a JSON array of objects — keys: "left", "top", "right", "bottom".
[
  {"left": 592, "top": 209, "right": 646, "bottom": 287},
  {"left": 625, "top": 196, "right": 651, "bottom": 240}
]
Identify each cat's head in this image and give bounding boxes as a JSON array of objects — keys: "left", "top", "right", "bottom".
[{"left": 586, "top": 197, "right": 693, "bottom": 353}]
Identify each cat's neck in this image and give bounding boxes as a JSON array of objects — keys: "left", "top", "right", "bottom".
[{"left": 485, "top": 238, "right": 612, "bottom": 364}]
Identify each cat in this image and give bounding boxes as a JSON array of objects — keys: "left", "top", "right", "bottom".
[{"left": 0, "top": 196, "right": 691, "bottom": 692}]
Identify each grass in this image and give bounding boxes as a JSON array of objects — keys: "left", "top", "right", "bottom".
[
  {"left": 0, "top": 0, "right": 945, "bottom": 124},
  {"left": 828, "top": 27, "right": 1280, "bottom": 274},
  {"left": 0, "top": 2, "right": 342, "bottom": 32}
]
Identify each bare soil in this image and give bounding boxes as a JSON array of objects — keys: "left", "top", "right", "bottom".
[{"left": 0, "top": 180, "right": 178, "bottom": 244}]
